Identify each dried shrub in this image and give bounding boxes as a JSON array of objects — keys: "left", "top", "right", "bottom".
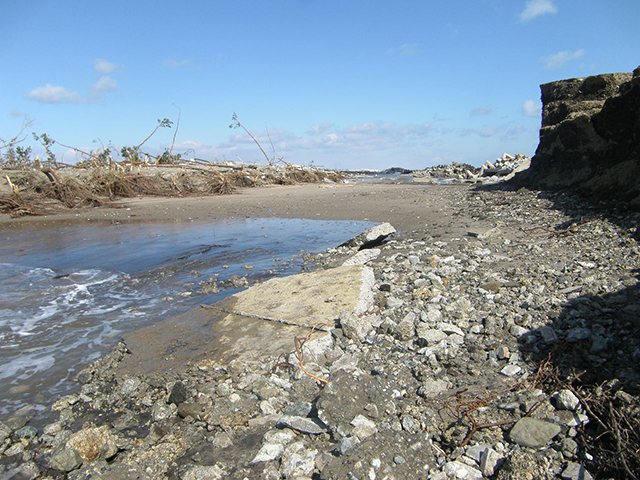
[{"left": 0, "top": 193, "right": 43, "bottom": 217}]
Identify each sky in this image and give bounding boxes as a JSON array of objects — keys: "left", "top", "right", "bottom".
[{"left": 1, "top": 0, "right": 639, "bottom": 170}]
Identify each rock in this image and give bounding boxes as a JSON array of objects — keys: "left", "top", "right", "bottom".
[
  {"left": 340, "top": 310, "right": 374, "bottom": 342},
  {"left": 500, "top": 365, "right": 522, "bottom": 377},
  {"left": 561, "top": 462, "right": 594, "bottom": 480},
  {"left": 251, "top": 443, "right": 285, "bottom": 464},
  {"left": 443, "top": 460, "right": 483, "bottom": 479},
  {"left": 539, "top": 326, "right": 558, "bottom": 344},
  {"left": 66, "top": 425, "right": 118, "bottom": 462},
  {"left": 480, "top": 448, "right": 503, "bottom": 477},
  {"left": 509, "top": 417, "right": 562, "bottom": 448},
  {"left": 15, "top": 425, "right": 37, "bottom": 440},
  {"left": 416, "top": 326, "right": 447, "bottom": 345},
  {"left": 277, "top": 415, "right": 327, "bottom": 434},
  {"left": 168, "top": 381, "right": 188, "bottom": 404},
  {"left": 280, "top": 442, "right": 318, "bottom": 478},
  {"left": 182, "top": 465, "right": 227, "bottom": 480},
  {"left": 553, "top": 389, "right": 581, "bottom": 411},
  {"left": 340, "top": 222, "right": 396, "bottom": 249},
  {"left": 417, "top": 380, "right": 451, "bottom": 398},
  {"left": 351, "top": 414, "right": 377, "bottom": 440},
  {"left": 284, "top": 401, "right": 314, "bottom": 418},
  {"left": 512, "top": 66, "right": 640, "bottom": 208},
  {"left": 50, "top": 447, "right": 83, "bottom": 472},
  {"left": 342, "top": 248, "right": 381, "bottom": 266}
]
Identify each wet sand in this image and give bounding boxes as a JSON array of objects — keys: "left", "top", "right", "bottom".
[{"left": 0, "top": 182, "right": 476, "bottom": 236}]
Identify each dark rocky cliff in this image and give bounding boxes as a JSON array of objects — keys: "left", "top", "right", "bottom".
[{"left": 513, "top": 66, "right": 640, "bottom": 207}]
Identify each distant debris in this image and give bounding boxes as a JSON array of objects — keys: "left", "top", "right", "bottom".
[
  {"left": 412, "top": 153, "right": 530, "bottom": 184},
  {"left": 381, "top": 167, "right": 413, "bottom": 175}
]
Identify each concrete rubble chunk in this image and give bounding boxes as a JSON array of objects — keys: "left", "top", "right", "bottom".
[
  {"left": 66, "top": 425, "right": 118, "bottom": 462},
  {"left": 480, "top": 448, "right": 503, "bottom": 477},
  {"left": 561, "top": 462, "right": 594, "bottom": 480},
  {"left": 277, "top": 415, "right": 327, "bottom": 434},
  {"left": 443, "top": 460, "right": 483, "bottom": 479},
  {"left": 554, "top": 389, "right": 581, "bottom": 411},
  {"left": 509, "top": 417, "right": 561, "bottom": 448},
  {"left": 251, "top": 443, "right": 284, "bottom": 464},
  {"left": 342, "top": 248, "right": 381, "bottom": 266},
  {"left": 340, "top": 222, "right": 396, "bottom": 249}
]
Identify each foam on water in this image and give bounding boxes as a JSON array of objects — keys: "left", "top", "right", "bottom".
[{"left": 0, "top": 217, "right": 375, "bottom": 416}]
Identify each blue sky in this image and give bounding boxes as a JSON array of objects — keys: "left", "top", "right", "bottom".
[{"left": 1, "top": 0, "right": 638, "bottom": 170}]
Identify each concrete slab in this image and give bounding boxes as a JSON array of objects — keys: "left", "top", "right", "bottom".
[{"left": 116, "top": 265, "right": 375, "bottom": 376}]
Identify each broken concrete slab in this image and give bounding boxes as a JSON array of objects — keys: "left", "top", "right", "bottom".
[
  {"left": 117, "top": 264, "right": 375, "bottom": 376},
  {"left": 339, "top": 222, "right": 396, "bottom": 250}
]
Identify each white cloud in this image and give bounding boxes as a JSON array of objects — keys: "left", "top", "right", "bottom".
[
  {"left": 542, "top": 49, "right": 585, "bottom": 70},
  {"left": 26, "top": 84, "right": 83, "bottom": 104},
  {"left": 522, "top": 99, "right": 541, "bottom": 117},
  {"left": 386, "top": 44, "right": 419, "bottom": 56},
  {"left": 94, "top": 59, "right": 118, "bottom": 74},
  {"left": 162, "top": 58, "right": 194, "bottom": 68},
  {"left": 470, "top": 105, "right": 492, "bottom": 117},
  {"left": 520, "top": 0, "right": 557, "bottom": 22},
  {"left": 87, "top": 76, "right": 118, "bottom": 102}
]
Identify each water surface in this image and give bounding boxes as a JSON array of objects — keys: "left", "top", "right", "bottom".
[{"left": 0, "top": 217, "right": 374, "bottom": 416}]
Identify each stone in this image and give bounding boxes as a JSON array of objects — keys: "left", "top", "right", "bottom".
[
  {"left": 340, "top": 310, "right": 374, "bottom": 342},
  {"left": 277, "top": 415, "right": 327, "bottom": 434},
  {"left": 511, "top": 66, "right": 640, "bottom": 207},
  {"left": 539, "top": 326, "right": 558, "bottom": 343},
  {"left": 500, "top": 365, "right": 522, "bottom": 377},
  {"left": 438, "top": 322, "right": 465, "bottom": 337},
  {"left": 417, "top": 380, "right": 451, "bottom": 398},
  {"left": 251, "top": 443, "right": 284, "bottom": 464},
  {"left": 280, "top": 442, "right": 318, "bottom": 478},
  {"left": 182, "top": 465, "right": 227, "bottom": 480},
  {"left": 561, "top": 462, "right": 594, "bottom": 480},
  {"left": 416, "top": 326, "right": 447, "bottom": 345},
  {"left": 67, "top": 425, "right": 118, "bottom": 462},
  {"left": 480, "top": 448, "right": 503, "bottom": 477},
  {"left": 554, "top": 389, "right": 581, "bottom": 411},
  {"left": 15, "top": 425, "right": 37, "bottom": 440},
  {"left": 443, "top": 460, "right": 483, "bottom": 479},
  {"left": 168, "top": 381, "right": 188, "bottom": 404},
  {"left": 566, "top": 327, "right": 591, "bottom": 342},
  {"left": 340, "top": 222, "right": 396, "bottom": 249},
  {"left": 284, "top": 401, "right": 314, "bottom": 418},
  {"left": 509, "top": 417, "right": 561, "bottom": 448},
  {"left": 342, "top": 248, "right": 381, "bottom": 266},
  {"left": 351, "top": 414, "right": 377, "bottom": 440},
  {"left": 50, "top": 447, "right": 83, "bottom": 472}
]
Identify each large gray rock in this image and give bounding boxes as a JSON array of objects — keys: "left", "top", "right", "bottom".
[
  {"left": 512, "top": 66, "right": 640, "bottom": 208},
  {"left": 66, "top": 425, "right": 118, "bottom": 462},
  {"left": 509, "top": 417, "right": 561, "bottom": 448}
]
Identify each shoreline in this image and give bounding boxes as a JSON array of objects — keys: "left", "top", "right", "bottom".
[{"left": 1, "top": 183, "right": 639, "bottom": 479}]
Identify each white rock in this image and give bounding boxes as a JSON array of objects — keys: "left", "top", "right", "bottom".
[
  {"left": 480, "top": 448, "right": 502, "bottom": 477},
  {"left": 554, "top": 389, "right": 581, "bottom": 411},
  {"left": 251, "top": 442, "right": 284, "bottom": 463},
  {"left": 500, "top": 365, "right": 522, "bottom": 377},
  {"left": 443, "top": 460, "right": 483, "bottom": 479}
]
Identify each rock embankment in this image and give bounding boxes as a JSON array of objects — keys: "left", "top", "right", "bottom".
[
  {"left": 513, "top": 66, "right": 640, "bottom": 207},
  {"left": 1, "top": 186, "right": 639, "bottom": 479}
]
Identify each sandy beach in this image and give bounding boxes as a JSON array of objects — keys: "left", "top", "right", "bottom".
[{"left": 0, "top": 182, "right": 487, "bottom": 241}]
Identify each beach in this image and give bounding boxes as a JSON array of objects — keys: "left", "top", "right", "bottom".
[{"left": 1, "top": 180, "right": 638, "bottom": 479}]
